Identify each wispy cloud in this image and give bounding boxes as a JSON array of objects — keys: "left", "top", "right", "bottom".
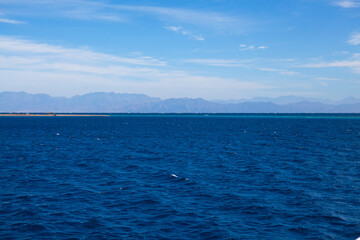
[
  {"left": 0, "top": 0, "right": 126, "bottom": 22},
  {"left": 258, "top": 67, "right": 299, "bottom": 76},
  {"left": 303, "top": 60, "right": 360, "bottom": 68},
  {"left": 183, "top": 58, "right": 252, "bottom": 67},
  {"left": 315, "top": 77, "right": 342, "bottom": 81},
  {"left": 0, "top": 18, "right": 26, "bottom": 24},
  {"left": 348, "top": 32, "right": 360, "bottom": 45},
  {"left": 0, "top": 36, "right": 268, "bottom": 98},
  {"left": 334, "top": 0, "right": 360, "bottom": 8},
  {"left": 114, "top": 5, "right": 246, "bottom": 31},
  {"left": 240, "top": 44, "right": 267, "bottom": 51},
  {"left": 0, "top": 36, "right": 166, "bottom": 66},
  {"left": 302, "top": 60, "right": 360, "bottom": 73},
  {"left": 183, "top": 58, "right": 298, "bottom": 76},
  {"left": 0, "top": 12, "right": 26, "bottom": 24},
  {"left": 0, "top": 0, "right": 250, "bottom": 32},
  {"left": 164, "top": 26, "right": 204, "bottom": 41}
]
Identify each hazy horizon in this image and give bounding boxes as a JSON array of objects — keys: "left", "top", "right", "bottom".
[
  {"left": 2, "top": 91, "right": 360, "bottom": 113},
  {"left": 2, "top": 90, "right": 360, "bottom": 102}
]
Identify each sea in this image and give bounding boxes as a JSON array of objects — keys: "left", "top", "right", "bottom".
[{"left": 1, "top": 114, "right": 359, "bottom": 240}]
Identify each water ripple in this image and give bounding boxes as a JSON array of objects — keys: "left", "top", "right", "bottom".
[{"left": 0, "top": 116, "right": 359, "bottom": 239}]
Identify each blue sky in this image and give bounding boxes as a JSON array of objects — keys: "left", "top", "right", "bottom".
[{"left": 0, "top": 0, "right": 359, "bottom": 100}]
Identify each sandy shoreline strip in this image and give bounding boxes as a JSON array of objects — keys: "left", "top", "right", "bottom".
[{"left": 0, "top": 113, "right": 110, "bottom": 117}]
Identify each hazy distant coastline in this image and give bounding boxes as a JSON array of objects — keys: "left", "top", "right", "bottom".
[
  {"left": 1, "top": 91, "right": 360, "bottom": 113},
  {"left": 0, "top": 113, "right": 109, "bottom": 117}
]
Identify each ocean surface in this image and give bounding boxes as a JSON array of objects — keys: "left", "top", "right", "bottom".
[{"left": 1, "top": 114, "right": 360, "bottom": 239}]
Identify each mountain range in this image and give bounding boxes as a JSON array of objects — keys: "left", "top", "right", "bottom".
[{"left": 1, "top": 91, "right": 360, "bottom": 113}]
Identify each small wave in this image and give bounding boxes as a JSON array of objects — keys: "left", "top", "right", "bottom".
[{"left": 82, "top": 217, "right": 103, "bottom": 229}]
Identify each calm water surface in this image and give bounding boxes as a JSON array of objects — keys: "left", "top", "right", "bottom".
[{"left": 0, "top": 115, "right": 360, "bottom": 239}]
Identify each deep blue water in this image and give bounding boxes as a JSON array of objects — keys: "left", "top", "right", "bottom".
[{"left": 1, "top": 115, "right": 360, "bottom": 239}]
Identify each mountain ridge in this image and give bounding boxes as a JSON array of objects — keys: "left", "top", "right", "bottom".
[{"left": 1, "top": 91, "right": 360, "bottom": 113}]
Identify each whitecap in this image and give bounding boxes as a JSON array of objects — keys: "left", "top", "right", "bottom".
[{"left": 171, "top": 174, "right": 178, "bottom": 178}]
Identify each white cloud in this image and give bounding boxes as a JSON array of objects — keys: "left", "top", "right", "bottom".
[
  {"left": 334, "top": 0, "right": 360, "bottom": 8},
  {"left": 1, "top": 69, "right": 269, "bottom": 99},
  {"left": 164, "top": 26, "right": 182, "bottom": 32},
  {"left": 303, "top": 60, "right": 360, "bottom": 68},
  {"left": 0, "top": 0, "right": 126, "bottom": 22},
  {"left": 348, "top": 32, "right": 360, "bottom": 45},
  {"left": 0, "top": 36, "right": 269, "bottom": 99},
  {"left": 258, "top": 67, "right": 299, "bottom": 76},
  {"left": 164, "top": 26, "right": 204, "bottom": 41},
  {"left": 299, "top": 51, "right": 360, "bottom": 74},
  {"left": 0, "top": 18, "right": 26, "bottom": 24},
  {"left": 0, "top": 0, "right": 250, "bottom": 32},
  {"left": 0, "top": 36, "right": 166, "bottom": 66},
  {"left": 184, "top": 58, "right": 298, "bottom": 76},
  {"left": 315, "top": 77, "right": 342, "bottom": 81},
  {"left": 193, "top": 35, "right": 205, "bottom": 41},
  {"left": 239, "top": 44, "right": 268, "bottom": 51},
  {"left": 183, "top": 58, "right": 248, "bottom": 67},
  {"left": 114, "top": 5, "right": 247, "bottom": 32},
  {"left": 301, "top": 59, "right": 360, "bottom": 74}
]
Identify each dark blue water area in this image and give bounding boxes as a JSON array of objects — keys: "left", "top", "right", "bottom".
[{"left": 0, "top": 115, "right": 360, "bottom": 239}]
